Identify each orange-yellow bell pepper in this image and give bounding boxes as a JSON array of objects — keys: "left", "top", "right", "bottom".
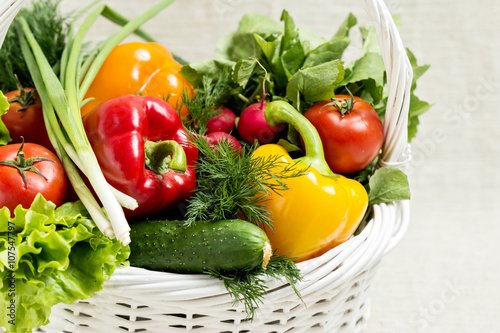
[
  {"left": 252, "top": 101, "right": 368, "bottom": 262},
  {"left": 80, "top": 42, "right": 193, "bottom": 118}
]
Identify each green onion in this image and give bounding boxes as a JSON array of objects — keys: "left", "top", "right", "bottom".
[{"left": 16, "top": 0, "right": 176, "bottom": 245}]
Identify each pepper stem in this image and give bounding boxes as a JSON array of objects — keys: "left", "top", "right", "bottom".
[
  {"left": 264, "top": 101, "right": 336, "bottom": 177},
  {"left": 144, "top": 140, "right": 187, "bottom": 174}
]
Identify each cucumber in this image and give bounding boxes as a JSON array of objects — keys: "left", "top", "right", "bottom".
[{"left": 128, "top": 219, "right": 272, "bottom": 274}]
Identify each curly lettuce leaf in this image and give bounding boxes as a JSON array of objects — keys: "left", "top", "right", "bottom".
[
  {"left": 0, "top": 91, "right": 12, "bottom": 146},
  {"left": 0, "top": 194, "right": 130, "bottom": 333}
]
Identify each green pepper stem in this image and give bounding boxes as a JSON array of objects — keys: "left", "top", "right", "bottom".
[
  {"left": 145, "top": 140, "right": 187, "bottom": 174},
  {"left": 264, "top": 101, "right": 335, "bottom": 177}
]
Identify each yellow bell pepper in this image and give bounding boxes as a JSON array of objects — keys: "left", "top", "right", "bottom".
[{"left": 252, "top": 101, "right": 368, "bottom": 262}]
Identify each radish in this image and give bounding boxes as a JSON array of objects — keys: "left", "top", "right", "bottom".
[
  {"left": 206, "top": 107, "right": 237, "bottom": 134},
  {"left": 206, "top": 131, "right": 242, "bottom": 154},
  {"left": 237, "top": 101, "right": 284, "bottom": 145}
]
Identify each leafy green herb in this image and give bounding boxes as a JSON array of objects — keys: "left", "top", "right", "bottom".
[
  {"left": 367, "top": 166, "right": 411, "bottom": 205},
  {"left": 185, "top": 134, "right": 306, "bottom": 228},
  {"left": 182, "top": 69, "right": 233, "bottom": 134},
  {"left": 208, "top": 252, "right": 302, "bottom": 319},
  {"left": 0, "top": 0, "right": 70, "bottom": 92},
  {"left": 355, "top": 166, "right": 410, "bottom": 235},
  {"left": 181, "top": 10, "right": 430, "bottom": 143}
]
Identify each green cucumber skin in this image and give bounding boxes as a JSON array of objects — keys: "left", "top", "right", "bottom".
[{"left": 129, "top": 219, "right": 269, "bottom": 274}]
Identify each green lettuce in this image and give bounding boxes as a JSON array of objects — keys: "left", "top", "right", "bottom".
[
  {"left": 0, "top": 194, "right": 130, "bottom": 333},
  {"left": 0, "top": 91, "right": 11, "bottom": 146}
]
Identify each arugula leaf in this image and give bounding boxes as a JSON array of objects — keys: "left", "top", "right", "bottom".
[
  {"left": 281, "top": 40, "right": 307, "bottom": 79},
  {"left": 359, "top": 24, "right": 381, "bottom": 55},
  {"left": 0, "top": 195, "right": 129, "bottom": 333},
  {"left": 280, "top": 10, "right": 299, "bottom": 52},
  {"left": 233, "top": 58, "right": 259, "bottom": 88},
  {"left": 333, "top": 12, "right": 358, "bottom": 38},
  {"left": 303, "top": 37, "right": 351, "bottom": 67},
  {"left": 179, "top": 58, "right": 235, "bottom": 88},
  {"left": 408, "top": 94, "right": 432, "bottom": 141},
  {"left": 215, "top": 14, "right": 282, "bottom": 61},
  {"left": 367, "top": 167, "right": 411, "bottom": 205},
  {"left": 287, "top": 59, "right": 344, "bottom": 110},
  {"left": 336, "top": 52, "right": 385, "bottom": 103},
  {"left": 0, "top": 91, "right": 12, "bottom": 146}
]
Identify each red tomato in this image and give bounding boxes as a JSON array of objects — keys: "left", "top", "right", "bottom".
[
  {"left": 0, "top": 142, "right": 67, "bottom": 214},
  {"left": 2, "top": 87, "right": 54, "bottom": 151},
  {"left": 304, "top": 95, "right": 384, "bottom": 174}
]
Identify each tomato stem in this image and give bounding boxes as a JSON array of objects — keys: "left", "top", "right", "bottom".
[
  {"left": 7, "top": 75, "right": 36, "bottom": 112},
  {"left": 321, "top": 86, "right": 358, "bottom": 117},
  {"left": 0, "top": 138, "right": 54, "bottom": 188}
]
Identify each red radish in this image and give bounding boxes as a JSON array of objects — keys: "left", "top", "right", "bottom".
[
  {"left": 237, "top": 101, "right": 284, "bottom": 145},
  {"left": 237, "top": 58, "right": 284, "bottom": 145},
  {"left": 206, "top": 131, "right": 242, "bottom": 154},
  {"left": 206, "top": 107, "right": 237, "bottom": 134}
]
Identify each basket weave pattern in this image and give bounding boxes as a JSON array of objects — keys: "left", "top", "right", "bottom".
[
  {"left": 36, "top": 201, "right": 409, "bottom": 332},
  {"left": 1, "top": 0, "right": 413, "bottom": 332}
]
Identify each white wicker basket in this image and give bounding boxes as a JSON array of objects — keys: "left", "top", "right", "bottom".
[{"left": 2, "top": 0, "right": 413, "bottom": 332}]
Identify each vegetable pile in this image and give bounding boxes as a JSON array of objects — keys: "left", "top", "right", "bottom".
[{"left": 0, "top": 0, "right": 429, "bottom": 332}]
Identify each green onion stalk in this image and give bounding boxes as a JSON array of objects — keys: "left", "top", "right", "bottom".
[{"left": 16, "top": 0, "right": 175, "bottom": 245}]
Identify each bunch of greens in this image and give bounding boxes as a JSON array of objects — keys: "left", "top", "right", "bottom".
[
  {"left": 0, "top": 0, "right": 70, "bottom": 93},
  {"left": 180, "top": 10, "right": 430, "bottom": 142},
  {"left": 0, "top": 195, "right": 129, "bottom": 333},
  {"left": 180, "top": 9, "right": 420, "bottom": 235}
]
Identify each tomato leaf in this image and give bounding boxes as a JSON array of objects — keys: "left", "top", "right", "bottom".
[
  {"left": 367, "top": 167, "right": 411, "bottom": 205},
  {"left": 0, "top": 91, "right": 12, "bottom": 146}
]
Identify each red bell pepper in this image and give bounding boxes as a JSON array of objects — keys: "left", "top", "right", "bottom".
[{"left": 82, "top": 95, "right": 198, "bottom": 220}]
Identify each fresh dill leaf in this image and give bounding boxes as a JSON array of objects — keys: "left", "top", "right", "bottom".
[
  {"left": 182, "top": 68, "right": 233, "bottom": 134},
  {"left": 207, "top": 253, "right": 303, "bottom": 319},
  {"left": 185, "top": 134, "right": 307, "bottom": 228},
  {"left": 0, "top": 0, "right": 70, "bottom": 92}
]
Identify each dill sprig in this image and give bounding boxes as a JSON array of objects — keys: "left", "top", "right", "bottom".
[
  {"left": 207, "top": 252, "right": 303, "bottom": 320},
  {"left": 185, "top": 134, "right": 307, "bottom": 228},
  {"left": 0, "top": 0, "right": 70, "bottom": 92},
  {"left": 182, "top": 69, "right": 233, "bottom": 134}
]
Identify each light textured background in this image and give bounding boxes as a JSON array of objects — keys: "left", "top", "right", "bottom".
[{"left": 55, "top": 0, "right": 500, "bottom": 332}]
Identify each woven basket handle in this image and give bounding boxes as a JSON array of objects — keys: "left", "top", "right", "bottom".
[
  {"left": 360, "top": 0, "right": 413, "bottom": 170},
  {"left": 0, "top": 0, "right": 26, "bottom": 51}
]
